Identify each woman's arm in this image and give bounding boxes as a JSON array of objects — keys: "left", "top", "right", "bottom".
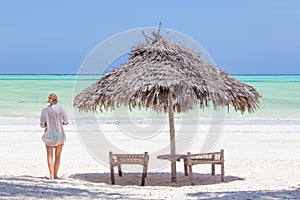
[
  {"left": 61, "top": 107, "right": 69, "bottom": 125},
  {"left": 40, "top": 110, "right": 47, "bottom": 128}
]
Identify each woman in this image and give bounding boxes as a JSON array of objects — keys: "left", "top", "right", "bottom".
[{"left": 40, "top": 93, "right": 68, "bottom": 180}]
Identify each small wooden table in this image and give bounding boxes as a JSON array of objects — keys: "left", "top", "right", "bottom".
[{"left": 157, "top": 154, "right": 188, "bottom": 176}]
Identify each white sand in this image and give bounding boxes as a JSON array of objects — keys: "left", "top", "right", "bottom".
[{"left": 0, "top": 116, "right": 300, "bottom": 199}]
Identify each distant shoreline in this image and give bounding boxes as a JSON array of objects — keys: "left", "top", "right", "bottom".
[
  {"left": 1, "top": 74, "right": 300, "bottom": 76},
  {"left": 1, "top": 116, "right": 299, "bottom": 126}
]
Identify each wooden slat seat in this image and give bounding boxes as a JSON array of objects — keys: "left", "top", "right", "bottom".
[{"left": 109, "top": 152, "right": 149, "bottom": 186}]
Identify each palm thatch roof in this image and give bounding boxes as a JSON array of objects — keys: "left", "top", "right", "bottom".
[{"left": 74, "top": 32, "right": 261, "bottom": 114}]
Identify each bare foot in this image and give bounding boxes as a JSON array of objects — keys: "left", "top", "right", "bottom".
[{"left": 54, "top": 176, "right": 60, "bottom": 179}]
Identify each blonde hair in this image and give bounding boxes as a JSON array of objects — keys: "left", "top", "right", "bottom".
[{"left": 48, "top": 93, "right": 58, "bottom": 104}]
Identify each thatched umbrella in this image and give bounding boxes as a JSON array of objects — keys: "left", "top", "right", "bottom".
[{"left": 74, "top": 30, "right": 261, "bottom": 182}]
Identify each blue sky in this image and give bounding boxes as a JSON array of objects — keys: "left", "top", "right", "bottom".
[{"left": 0, "top": 0, "right": 299, "bottom": 74}]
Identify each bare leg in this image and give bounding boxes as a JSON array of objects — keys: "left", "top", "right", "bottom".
[
  {"left": 46, "top": 145, "right": 54, "bottom": 180},
  {"left": 54, "top": 144, "right": 63, "bottom": 179}
]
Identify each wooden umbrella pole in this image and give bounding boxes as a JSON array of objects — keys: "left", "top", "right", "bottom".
[{"left": 168, "top": 87, "right": 176, "bottom": 182}]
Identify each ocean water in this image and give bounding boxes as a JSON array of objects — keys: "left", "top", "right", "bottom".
[{"left": 0, "top": 74, "right": 299, "bottom": 119}]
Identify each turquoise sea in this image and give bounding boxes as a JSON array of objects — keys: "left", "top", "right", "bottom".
[{"left": 0, "top": 75, "right": 300, "bottom": 119}]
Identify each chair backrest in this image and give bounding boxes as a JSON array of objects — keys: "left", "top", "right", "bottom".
[
  {"left": 109, "top": 152, "right": 149, "bottom": 166},
  {"left": 187, "top": 149, "right": 224, "bottom": 165}
]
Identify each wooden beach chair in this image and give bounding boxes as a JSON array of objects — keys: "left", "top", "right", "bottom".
[
  {"left": 109, "top": 152, "right": 149, "bottom": 186},
  {"left": 186, "top": 149, "right": 225, "bottom": 185}
]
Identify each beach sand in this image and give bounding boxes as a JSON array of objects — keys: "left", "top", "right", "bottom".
[{"left": 0, "top": 117, "right": 300, "bottom": 199}]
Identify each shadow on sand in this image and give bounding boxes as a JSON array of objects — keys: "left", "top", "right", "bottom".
[
  {"left": 69, "top": 172, "right": 243, "bottom": 186},
  {"left": 0, "top": 175, "right": 122, "bottom": 199},
  {"left": 186, "top": 188, "right": 300, "bottom": 199},
  {"left": 1, "top": 175, "right": 299, "bottom": 199}
]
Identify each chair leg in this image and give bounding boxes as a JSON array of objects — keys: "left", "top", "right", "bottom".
[
  {"left": 184, "top": 159, "right": 188, "bottom": 176},
  {"left": 141, "top": 165, "right": 147, "bottom": 186},
  {"left": 221, "top": 162, "right": 225, "bottom": 182},
  {"left": 211, "top": 164, "right": 215, "bottom": 175},
  {"left": 118, "top": 165, "right": 122, "bottom": 177},
  {"left": 141, "top": 153, "right": 149, "bottom": 186},
  {"left": 144, "top": 164, "right": 148, "bottom": 177},
  {"left": 110, "top": 166, "right": 115, "bottom": 185},
  {"left": 109, "top": 151, "right": 115, "bottom": 184},
  {"left": 143, "top": 153, "right": 150, "bottom": 186},
  {"left": 221, "top": 149, "right": 225, "bottom": 182},
  {"left": 188, "top": 165, "right": 194, "bottom": 185},
  {"left": 211, "top": 154, "right": 215, "bottom": 175}
]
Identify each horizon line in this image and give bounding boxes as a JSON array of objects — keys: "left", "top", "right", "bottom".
[{"left": 0, "top": 73, "right": 300, "bottom": 76}]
